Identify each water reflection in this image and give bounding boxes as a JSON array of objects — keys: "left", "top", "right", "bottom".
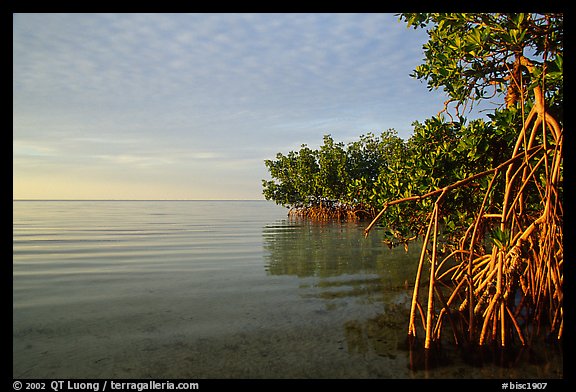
[
  {"left": 262, "top": 218, "right": 420, "bottom": 363},
  {"left": 343, "top": 308, "right": 408, "bottom": 359},
  {"left": 261, "top": 218, "right": 563, "bottom": 378},
  {"left": 263, "top": 218, "right": 419, "bottom": 281}
]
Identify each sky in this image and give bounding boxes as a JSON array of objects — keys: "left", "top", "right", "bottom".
[{"left": 14, "top": 13, "right": 468, "bottom": 200}]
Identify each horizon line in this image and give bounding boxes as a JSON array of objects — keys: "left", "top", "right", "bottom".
[{"left": 13, "top": 198, "right": 270, "bottom": 202}]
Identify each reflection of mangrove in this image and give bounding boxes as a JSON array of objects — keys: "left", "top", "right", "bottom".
[
  {"left": 344, "top": 304, "right": 562, "bottom": 375},
  {"left": 262, "top": 219, "right": 420, "bottom": 283},
  {"left": 303, "top": 277, "right": 385, "bottom": 300},
  {"left": 344, "top": 298, "right": 410, "bottom": 359},
  {"left": 403, "top": 334, "right": 563, "bottom": 374}
]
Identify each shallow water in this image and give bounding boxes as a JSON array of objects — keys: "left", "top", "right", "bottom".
[{"left": 13, "top": 200, "right": 562, "bottom": 379}]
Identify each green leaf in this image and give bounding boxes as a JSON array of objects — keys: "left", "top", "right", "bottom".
[{"left": 491, "top": 227, "right": 510, "bottom": 250}]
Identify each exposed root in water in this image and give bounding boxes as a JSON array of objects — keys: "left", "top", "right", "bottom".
[
  {"left": 365, "top": 54, "right": 563, "bottom": 352},
  {"left": 288, "top": 203, "right": 377, "bottom": 221}
]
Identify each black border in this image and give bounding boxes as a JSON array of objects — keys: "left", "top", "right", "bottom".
[{"left": 9, "top": 4, "right": 573, "bottom": 389}]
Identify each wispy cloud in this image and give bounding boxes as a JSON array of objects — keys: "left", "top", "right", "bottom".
[{"left": 13, "top": 13, "right": 449, "bottom": 199}]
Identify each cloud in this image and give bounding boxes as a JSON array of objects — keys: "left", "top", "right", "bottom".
[
  {"left": 13, "top": 13, "right": 449, "bottom": 199},
  {"left": 14, "top": 13, "right": 432, "bottom": 110}
]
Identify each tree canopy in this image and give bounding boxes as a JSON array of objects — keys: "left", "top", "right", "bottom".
[
  {"left": 262, "top": 13, "right": 563, "bottom": 350},
  {"left": 262, "top": 131, "right": 405, "bottom": 220},
  {"left": 401, "top": 13, "right": 562, "bottom": 117}
]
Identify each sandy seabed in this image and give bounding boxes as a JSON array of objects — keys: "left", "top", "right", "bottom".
[{"left": 13, "top": 290, "right": 562, "bottom": 379}]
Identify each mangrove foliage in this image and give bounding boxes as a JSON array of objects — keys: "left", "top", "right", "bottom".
[{"left": 262, "top": 13, "right": 563, "bottom": 351}]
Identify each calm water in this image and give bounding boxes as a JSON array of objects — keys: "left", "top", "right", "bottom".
[{"left": 13, "top": 201, "right": 562, "bottom": 379}]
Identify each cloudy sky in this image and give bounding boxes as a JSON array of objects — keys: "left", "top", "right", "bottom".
[{"left": 14, "top": 13, "right": 461, "bottom": 200}]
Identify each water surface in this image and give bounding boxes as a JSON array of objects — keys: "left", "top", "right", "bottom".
[{"left": 13, "top": 200, "right": 562, "bottom": 378}]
